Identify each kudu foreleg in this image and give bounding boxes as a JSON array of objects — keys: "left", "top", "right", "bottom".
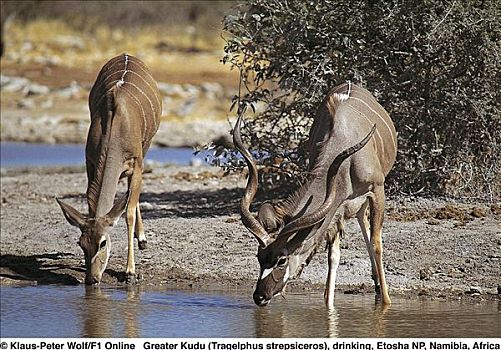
[
  {"left": 325, "top": 227, "right": 341, "bottom": 308},
  {"left": 369, "top": 186, "right": 391, "bottom": 305},
  {"left": 125, "top": 159, "right": 143, "bottom": 283}
]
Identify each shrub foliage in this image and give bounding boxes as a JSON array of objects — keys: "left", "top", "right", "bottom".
[{"left": 222, "top": 0, "right": 500, "bottom": 200}]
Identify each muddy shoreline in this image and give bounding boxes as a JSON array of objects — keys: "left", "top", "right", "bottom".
[{"left": 1, "top": 165, "right": 500, "bottom": 303}]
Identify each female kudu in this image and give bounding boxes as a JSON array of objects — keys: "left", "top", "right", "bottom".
[{"left": 57, "top": 53, "right": 162, "bottom": 284}]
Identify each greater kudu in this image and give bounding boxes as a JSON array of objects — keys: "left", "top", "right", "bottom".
[
  {"left": 57, "top": 53, "right": 162, "bottom": 284},
  {"left": 234, "top": 82, "right": 397, "bottom": 307}
]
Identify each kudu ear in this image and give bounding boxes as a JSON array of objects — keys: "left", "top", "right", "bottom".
[
  {"left": 56, "top": 198, "right": 87, "bottom": 228},
  {"left": 258, "top": 202, "right": 280, "bottom": 232},
  {"left": 104, "top": 192, "right": 129, "bottom": 226}
]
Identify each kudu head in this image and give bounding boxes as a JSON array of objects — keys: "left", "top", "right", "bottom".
[
  {"left": 233, "top": 115, "right": 375, "bottom": 306},
  {"left": 56, "top": 194, "right": 128, "bottom": 285}
]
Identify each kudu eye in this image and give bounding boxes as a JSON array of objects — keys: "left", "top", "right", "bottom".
[
  {"left": 99, "top": 240, "right": 107, "bottom": 249},
  {"left": 277, "top": 256, "right": 287, "bottom": 267}
]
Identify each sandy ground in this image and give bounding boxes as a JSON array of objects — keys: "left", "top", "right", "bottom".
[{"left": 1, "top": 164, "right": 500, "bottom": 303}]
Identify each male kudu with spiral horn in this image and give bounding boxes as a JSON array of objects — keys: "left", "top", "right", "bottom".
[
  {"left": 57, "top": 54, "right": 162, "bottom": 284},
  {"left": 234, "top": 82, "right": 397, "bottom": 307}
]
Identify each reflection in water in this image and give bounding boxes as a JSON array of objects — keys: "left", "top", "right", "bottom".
[
  {"left": 253, "top": 293, "right": 394, "bottom": 338},
  {"left": 253, "top": 297, "right": 339, "bottom": 337},
  {"left": 1, "top": 286, "right": 500, "bottom": 337},
  {"left": 82, "top": 287, "right": 111, "bottom": 337},
  {"left": 371, "top": 303, "right": 390, "bottom": 338},
  {"left": 327, "top": 309, "right": 339, "bottom": 338},
  {"left": 81, "top": 286, "right": 141, "bottom": 337},
  {"left": 125, "top": 288, "right": 140, "bottom": 338}
]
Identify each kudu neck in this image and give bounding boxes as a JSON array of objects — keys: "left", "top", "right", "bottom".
[{"left": 89, "top": 147, "right": 124, "bottom": 218}]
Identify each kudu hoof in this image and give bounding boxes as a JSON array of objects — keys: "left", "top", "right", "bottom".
[
  {"left": 126, "top": 273, "right": 138, "bottom": 284},
  {"left": 138, "top": 240, "right": 147, "bottom": 250},
  {"left": 374, "top": 292, "right": 391, "bottom": 306}
]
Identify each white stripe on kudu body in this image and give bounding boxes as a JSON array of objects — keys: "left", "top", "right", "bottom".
[
  {"left": 116, "top": 54, "right": 129, "bottom": 87},
  {"left": 348, "top": 96, "right": 397, "bottom": 151},
  {"left": 345, "top": 103, "right": 385, "bottom": 154},
  {"left": 120, "top": 85, "right": 148, "bottom": 140},
  {"left": 92, "top": 55, "right": 161, "bottom": 118}
]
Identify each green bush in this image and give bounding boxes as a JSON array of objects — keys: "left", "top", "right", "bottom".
[{"left": 221, "top": 0, "right": 500, "bottom": 200}]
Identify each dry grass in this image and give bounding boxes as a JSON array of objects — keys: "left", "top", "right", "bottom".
[
  {"left": 3, "top": 19, "right": 235, "bottom": 87},
  {"left": 1, "top": 18, "right": 238, "bottom": 128}
]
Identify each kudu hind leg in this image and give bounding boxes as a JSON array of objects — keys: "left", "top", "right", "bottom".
[
  {"left": 369, "top": 187, "right": 391, "bottom": 305},
  {"left": 125, "top": 159, "right": 144, "bottom": 283},
  {"left": 135, "top": 205, "right": 147, "bottom": 250},
  {"left": 127, "top": 172, "right": 147, "bottom": 250},
  {"left": 357, "top": 201, "right": 380, "bottom": 294}
]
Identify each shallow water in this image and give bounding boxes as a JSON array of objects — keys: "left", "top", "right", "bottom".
[
  {"left": 0, "top": 142, "right": 201, "bottom": 167},
  {"left": 1, "top": 286, "right": 500, "bottom": 337}
]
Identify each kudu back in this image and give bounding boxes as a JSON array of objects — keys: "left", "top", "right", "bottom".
[
  {"left": 234, "top": 82, "right": 397, "bottom": 306},
  {"left": 57, "top": 53, "right": 162, "bottom": 284}
]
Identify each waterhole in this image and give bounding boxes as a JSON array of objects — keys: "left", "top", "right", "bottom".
[
  {"left": 0, "top": 142, "right": 201, "bottom": 168},
  {"left": 1, "top": 286, "right": 499, "bottom": 337}
]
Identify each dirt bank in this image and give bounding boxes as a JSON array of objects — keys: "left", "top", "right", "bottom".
[{"left": 1, "top": 165, "right": 500, "bottom": 303}]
